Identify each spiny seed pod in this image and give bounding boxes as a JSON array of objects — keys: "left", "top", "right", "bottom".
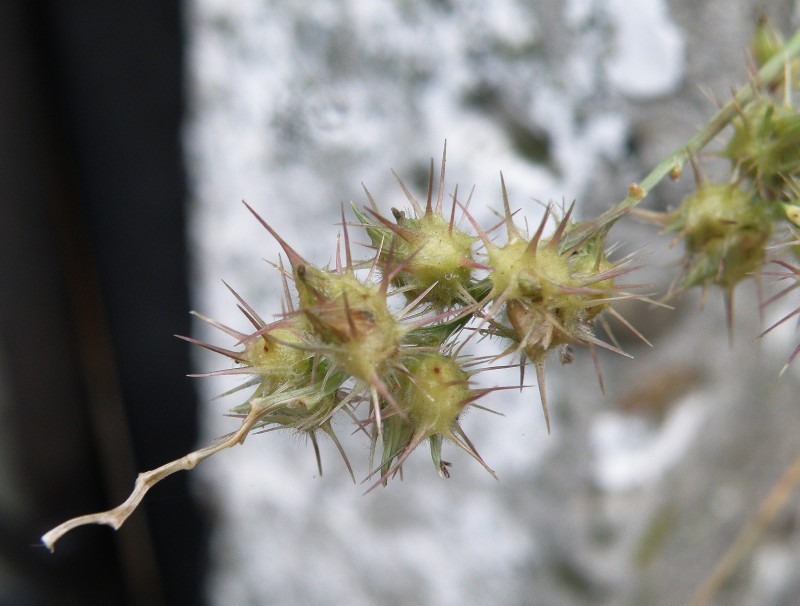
[
  {"left": 181, "top": 294, "right": 353, "bottom": 477},
  {"left": 305, "top": 274, "right": 406, "bottom": 385},
  {"left": 750, "top": 17, "right": 800, "bottom": 92},
  {"left": 243, "top": 201, "right": 407, "bottom": 385},
  {"left": 752, "top": 17, "right": 786, "bottom": 69},
  {"left": 242, "top": 200, "right": 463, "bottom": 450},
  {"left": 666, "top": 183, "right": 774, "bottom": 293},
  {"left": 356, "top": 147, "right": 482, "bottom": 309},
  {"left": 466, "top": 177, "right": 643, "bottom": 432},
  {"left": 725, "top": 99, "right": 800, "bottom": 194},
  {"left": 179, "top": 281, "right": 313, "bottom": 396},
  {"left": 242, "top": 325, "right": 312, "bottom": 391},
  {"left": 369, "top": 351, "right": 495, "bottom": 491}
]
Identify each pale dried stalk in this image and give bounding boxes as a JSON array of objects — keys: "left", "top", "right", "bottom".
[
  {"left": 689, "top": 451, "right": 800, "bottom": 606},
  {"left": 41, "top": 401, "right": 269, "bottom": 552}
]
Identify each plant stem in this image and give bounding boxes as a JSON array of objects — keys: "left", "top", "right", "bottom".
[
  {"left": 561, "top": 28, "right": 800, "bottom": 253},
  {"left": 689, "top": 451, "right": 800, "bottom": 606},
  {"left": 41, "top": 399, "right": 273, "bottom": 552}
]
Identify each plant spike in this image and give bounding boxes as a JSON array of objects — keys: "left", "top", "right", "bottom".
[{"left": 41, "top": 30, "right": 800, "bottom": 549}]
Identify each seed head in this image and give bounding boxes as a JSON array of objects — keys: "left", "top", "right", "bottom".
[
  {"left": 752, "top": 17, "right": 786, "bottom": 69},
  {"left": 666, "top": 183, "right": 774, "bottom": 292},
  {"left": 725, "top": 99, "right": 800, "bottom": 196},
  {"left": 473, "top": 180, "right": 644, "bottom": 432},
  {"left": 369, "top": 351, "right": 495, "bottom": 490},
  {"left": 356, "top": 146, "right": 480, "bottom": 309}
]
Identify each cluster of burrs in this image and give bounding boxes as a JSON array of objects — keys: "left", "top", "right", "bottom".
[
  {"left": 39, "top": 22, "right": 800, "bottom": 554},
  {"left": 636, "top": 21, "right": 800, "bottom": 361},
  {"left": 186, "top": 146, "right": 647, "bottom": 491}
]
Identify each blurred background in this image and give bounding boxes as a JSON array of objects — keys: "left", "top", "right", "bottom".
[{"left": 2, "top": 1, "right": 800, "bottom": 605}]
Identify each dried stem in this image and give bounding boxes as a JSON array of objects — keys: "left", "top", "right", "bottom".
[
  {"left": 689, "top": 451, "right": 800, "bottom": 606},
  {"left": 41, "top": 400, "right": 271, "bottom": 552}
]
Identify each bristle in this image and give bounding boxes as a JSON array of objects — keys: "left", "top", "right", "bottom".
[
  {"left": 222, "top": 280, "right": 267, "bottom": 330},
  {"left": 342, "top": 293, "right": 361, "bottom": 339},
  {"left": 321, "top": 423, "right": 355, "bottom": 482},
  {"left": 334, "top": 233, "right": 342, "bottom": 274},
  {"left": 309, "top": 432, "right": 323, "bottom": 476},
  {"left": 534, "top": 358, "right": 551, "bottom": 434},
  {"left": 724, "top": 288, "right": 735, "bottom": 347},
  {"left": 459, "top": 258, "right": 492, "bottom": 271},
  {"left": 449, "top": 184, "right": 459, "bottom": 236},
  {"left": 780, "top": 344, "right": 800, "bottom": 375},
  {"left": 392, "top": 170, "right": 424, "bottom": 215},
  {"left": 460, "top": 184, "right": 476, "bottom": 222},
  {"left": 396, "top": 281, "right": 439, "bottom": 319},
  {"left": 363, "top": 427, "right": 427, "bottom": 494},
  {"left": 277, "top": 256, "right": 296, "bottom": 314},
  {"left": 500, "top": 172, "right": 521, "bottom": 242},
  {"left": 589, "top": 343, "right": 605, "bottom": 394},
  {"left": 436, "top": 141, "right": 447, "bottom": 214},
  {"left": 369, "top": 384, "right": 384, "bottom": 446},
  {"left": 425, "top": 156, "right": 435, "bottom": 216},
  {"left": 361, "top": 183, "right": 380, "bottom": 212},
  {"left": 459, "top": 197, "right": 494, "bottom": 250},
  {"left": 366, "top": 208, "right": 417, "bottom": 241},
  {"left": 190, "top": 310, "right": 248, "bottom": 340},
  {"left": 450, "top": 424, "right": 497, "bottom": 479},
  {"left": 174, "top": 334, "right": 247, "bottom": 363},
  {"left": 547, "top": 200, "right": 576, "bottom": 249},
  {"left": 340, "top": 203, "right": 354, "bottom": 272},
  {"left": 606, "top": 307, "right": 652, "bottom": 347},
  {"left": 526, "top": 204, "right": 552, "bottom": 255},
  {"left": 758, "top": 304, "right": 800, "bottom": 338},
  {"left": 242, "top": 200, "right": 308, "bottom": 271}
]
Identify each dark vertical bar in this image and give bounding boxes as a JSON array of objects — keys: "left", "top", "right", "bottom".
[{"left": 0, "top": 1, "right": 208, "bottom": 603}]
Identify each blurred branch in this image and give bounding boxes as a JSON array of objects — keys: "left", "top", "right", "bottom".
[{"left": 690, "top": 452, "right": 800, "bottom": 606}]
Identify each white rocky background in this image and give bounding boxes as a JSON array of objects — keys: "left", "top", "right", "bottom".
[{"left": 185, "top": 1, "right": 800, "bottom": 604}]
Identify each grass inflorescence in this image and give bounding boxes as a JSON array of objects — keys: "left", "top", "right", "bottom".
[{"left": 40, "top": 23, "right": 800, "bottom": 554}]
